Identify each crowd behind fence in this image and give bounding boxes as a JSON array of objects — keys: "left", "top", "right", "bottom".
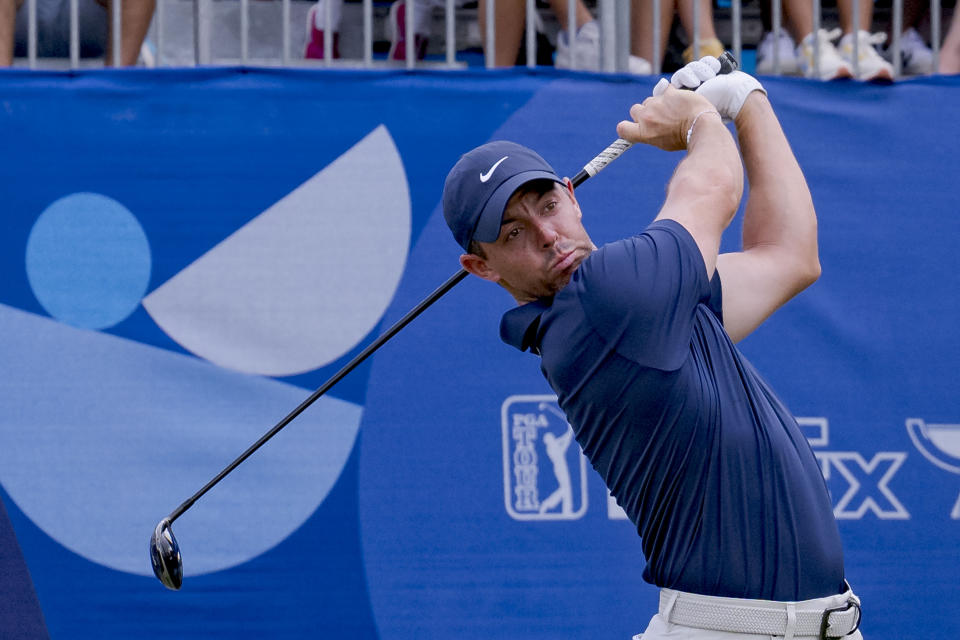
[{"left": 4, "top": 0, "right": 959, "bottom": 77}]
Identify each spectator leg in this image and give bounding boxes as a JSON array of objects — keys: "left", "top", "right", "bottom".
[
  {"left": 838, "top": 0, "right": 873, "bottom": 35},
  {"left": 940, "top": 6, "right": 960, "bottom": 73},
  {"left": 546, "top": 0, "right": 593, "bottom": 31},
  {"left": 783, "top": 0, "right": 815, "bottom": 42},
  {"left": 477, "top": 0, "right": 525, "bottom": 66},
  {"left": 0, "top": 0, "right": 24, "bottom": 66},
  {"left": 630, "top": 0, "right": 677, "bottom": 65},
  {"left": 104, "top": 0, "right": 156, "bottom": 66},
  {"left": 676, "top": 0, "right": 719, "bottom": 43}
]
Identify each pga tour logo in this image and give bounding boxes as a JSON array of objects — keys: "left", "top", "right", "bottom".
[{"left": 501, "top": 395, "right": 588, "bottom": 521}]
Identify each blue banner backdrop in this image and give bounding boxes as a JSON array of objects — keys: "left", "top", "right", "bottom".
[{"left": 0, "top": 68, "right": 958, "bottom": 639}]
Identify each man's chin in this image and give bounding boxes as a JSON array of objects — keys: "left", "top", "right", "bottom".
[
  {"left": 547, "top": 265, "right": 580, "bottom": 296},
  {"left": 556, "top": 253, "right": 587, "bottom": 282}
]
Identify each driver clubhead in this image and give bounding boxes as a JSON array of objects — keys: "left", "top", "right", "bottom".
[{"left": 150, "top": 518, "right": 183, "bottom": 590}]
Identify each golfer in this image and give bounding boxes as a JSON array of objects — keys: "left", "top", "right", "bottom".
[{"left": 442, "top": 58, "right": 862, "bottom": 639}]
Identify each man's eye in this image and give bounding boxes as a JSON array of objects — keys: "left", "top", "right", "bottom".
[
  {"left": 506, "top": 227, "right": 522, "bottom": 241},
  {"left": 544, "top": 201, "right": 557, "bottom": 213}
]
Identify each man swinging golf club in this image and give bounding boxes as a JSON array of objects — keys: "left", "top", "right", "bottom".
[{"left": 442, "top": 58, "right": 862, "bottom": 639}]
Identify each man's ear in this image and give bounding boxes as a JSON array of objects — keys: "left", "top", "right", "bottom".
[
  {"left": 460, "top": 253, "right": 500, "bottom": 284},
  {"left": 563, "top": 178, "right": 582, "bottom": 218}
]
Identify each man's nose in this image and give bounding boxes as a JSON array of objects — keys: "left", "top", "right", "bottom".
[{"left": 536, "top": 222, "right": 559, "bottom": 249}]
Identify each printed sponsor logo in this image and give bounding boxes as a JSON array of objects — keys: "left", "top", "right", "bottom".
[
  {"left": 501, "top": 402, "right": 938, "bottom": 522},
  {"left": 800, "top": 418, "right": 910, "bottom": 520},
  {"left": 501, "top": 395, "right": 588, "bottom": 521},
  {"left": 479, "top": 156, "right": 509, "bottom": 183},
  {"left": 906, "top": 418, "right": 960, "bottom": 519}
]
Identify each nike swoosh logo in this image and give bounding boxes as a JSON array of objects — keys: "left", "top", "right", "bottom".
[{"left": 480, "top": 156, "right": 509, "bottom": 183}]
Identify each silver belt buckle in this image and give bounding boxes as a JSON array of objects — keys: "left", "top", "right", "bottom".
[{"left": 818, "top": 598, "right": 861, "bottom": 639}]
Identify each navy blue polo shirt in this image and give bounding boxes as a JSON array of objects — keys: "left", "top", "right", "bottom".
[{"left": 500, "top": 219, "right": 845, "bottom": 601}]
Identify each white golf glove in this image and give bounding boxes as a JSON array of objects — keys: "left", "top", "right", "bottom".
[{"left": 653, "top": 56, "right": 766, "bottom": 122}]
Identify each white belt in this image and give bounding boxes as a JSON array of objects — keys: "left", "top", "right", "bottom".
[{"left": 659, "top": 584, "right": 862, "bottom": 639}]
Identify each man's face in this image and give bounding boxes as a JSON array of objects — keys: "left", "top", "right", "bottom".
[{"left": 461, "top": 180, "right": 595, "bottom": 303}]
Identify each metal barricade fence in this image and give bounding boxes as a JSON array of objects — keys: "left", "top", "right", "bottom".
[{"left": 12, "top": 0, "right": 952, "bottom": 75}]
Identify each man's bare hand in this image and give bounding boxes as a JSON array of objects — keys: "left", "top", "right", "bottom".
[{"left": 616, "top": 86, "right": 718, "bottom": 152}]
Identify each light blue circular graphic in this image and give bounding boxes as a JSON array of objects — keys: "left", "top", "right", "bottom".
[{"left": 26, "top": 192, "right": 151, "bottom": 329}]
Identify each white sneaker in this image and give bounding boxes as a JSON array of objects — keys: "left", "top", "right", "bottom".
[
  {"left": 756, "top": 30, "right": 800, "bottom": 75},
  {"left": 888, "top": 27, "right": 934, "bottom": 75},
  {"left": 555, "top": 20, "right": 601, "bottom": 71},
  {"left": 628, "top": 55, "right": 652, "bottom": 75},
  {"left": 839, "top": 30, "right": 894, "bottom": 81},
  {"left": 796, "top": 28, "right": 853, "bottom": 81}
]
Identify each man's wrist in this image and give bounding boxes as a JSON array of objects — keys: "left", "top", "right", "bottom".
[
  {"left": 733, "top": 90, "right": 768, "bottom": 129},
  {"left": 686, "top": 109, "right": 722, "bottom": 147}
]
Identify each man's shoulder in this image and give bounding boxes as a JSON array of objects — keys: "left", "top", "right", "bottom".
[
  {"left": 573, "top": 219, "right": 699, "bottom": 291},
  {"left": 554, "top": 218, "right": 715, "bottom": 370}
]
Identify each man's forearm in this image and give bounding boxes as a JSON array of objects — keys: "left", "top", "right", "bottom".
[
  {"left": 734, "top": 92, "right": 819, "bottom": 274},
  {"left": 656, "top": 112, "right": 743, "bottom": 278},
  {"left": 669, "top": 113, "right": 743, "bottom": 221}
]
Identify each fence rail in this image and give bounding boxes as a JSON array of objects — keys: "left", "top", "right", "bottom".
[{"left": 11, "top": 0, "right": 953, "bottom": 75}]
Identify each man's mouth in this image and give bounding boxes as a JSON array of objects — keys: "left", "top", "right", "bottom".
[{"left": 551, "top": 250, "right": 579, "bottom": 274}]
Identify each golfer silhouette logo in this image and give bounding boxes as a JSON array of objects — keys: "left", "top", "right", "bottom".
[
  {"left": 906, "top": 418, "right": 960, "bottom": 519},
  {"left": 501, "top": 396, "right": 588, "bottom": 521},
  {"left": 539, "top": 430, "right": 574, "bottom": 514}
]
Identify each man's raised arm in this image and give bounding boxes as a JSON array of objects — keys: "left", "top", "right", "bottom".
[
  {"left": 668, "top": 59, "right": 820, "bottom": 342},
  {"left": 616, "top": 85, "right": 743, "bottom": 279},
  {"left": 714, "top": 91, "right": 821, "bottom": 343}
]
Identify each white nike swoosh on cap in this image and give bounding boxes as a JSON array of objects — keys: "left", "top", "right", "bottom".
[{"left": 480, "top": 156, "right": 509, "bottom": 183}]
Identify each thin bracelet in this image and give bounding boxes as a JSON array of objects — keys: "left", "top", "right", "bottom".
[{"left": 686, "top": 109, "right": 721, "bottom": 147}]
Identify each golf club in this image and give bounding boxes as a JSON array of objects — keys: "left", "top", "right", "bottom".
[
  {"left": 149, "top": 265, "right": 467, "bottom": 590},
  {"left": 568, "top": 50, "right": 738, "bottom": 187},
  {"left": 149, "top": 51, "right": 739, "bottom": 590}
]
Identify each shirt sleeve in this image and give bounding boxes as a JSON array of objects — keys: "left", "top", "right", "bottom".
[{"left": 572, "top": 219, "right": 713, "bottom": 370}]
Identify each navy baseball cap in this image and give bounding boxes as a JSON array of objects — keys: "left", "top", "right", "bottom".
[{"left": 443, "top": 141, "right": 562, "bottom": 251}]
